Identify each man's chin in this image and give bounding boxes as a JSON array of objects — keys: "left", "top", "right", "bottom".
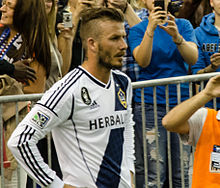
[{"left": 112, "top": 63, "right": 122, "bottom": 69}]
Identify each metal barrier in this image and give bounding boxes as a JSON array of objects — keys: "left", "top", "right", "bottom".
[
  {"left": 132, "top": 72, "right": 220, "bottom": 188},
  {"left": 0, "top": 94, "right": 43, "bottom": 188},
  {"left": 0, "top": 72, "right": 219, "bottom": 187}
]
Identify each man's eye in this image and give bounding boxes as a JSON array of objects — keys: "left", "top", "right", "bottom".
[{"left": 111, "top": 37, "right": 119, "bottom": 40}]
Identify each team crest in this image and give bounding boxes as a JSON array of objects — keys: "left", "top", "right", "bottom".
[
  {"left": 31, "top": 111, "right": 50, "bottom": 129},
  {"left": 81, "top": 87, "right": 92, "bottom": 105},
  {"left": 117, "top": 88, "right": 127, "bottom": 108}
]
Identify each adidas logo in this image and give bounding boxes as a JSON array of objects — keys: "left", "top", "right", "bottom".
[{"left": 90, "top": 100, "right": 100, "bottom": 109}]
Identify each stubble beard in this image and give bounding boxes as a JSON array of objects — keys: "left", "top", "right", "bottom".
[{"left": 98, "top": 48, "right": 122, "bottom": 70}]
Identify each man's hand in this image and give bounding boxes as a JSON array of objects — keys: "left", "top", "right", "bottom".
[
  {"left": 107, "top": 0, "right": 127, "bottom": 12},
  {"left": 210, "top": 53, "right": 220, "bottom": 70},
  {"left": 203, "top": 74, "right": 220, "bottom": 99},
  {"left": 159, "top": 13, "right": 179, "bottom": 39},
  {"left": 147, "top": 6, "right": 167, "bottom": 35},
  {"left": 64, "top": 184, "right": 76, "bottom": 188},
  {"left": 76, "top": 0, "right": 96, "bottom": 11},
  {"left": 57, "top": 23, "right": 74, "bottom": 40},
  {"left": 13, "top": 59, "right": 36, "bottom": 82}
]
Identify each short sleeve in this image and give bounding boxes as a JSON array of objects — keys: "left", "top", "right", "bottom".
[
  {"left": 177, "top": 19, "right": 198, "bottom": 45},
  {"left": 179, "top": 108, "right": 207, "bottom": 147}
]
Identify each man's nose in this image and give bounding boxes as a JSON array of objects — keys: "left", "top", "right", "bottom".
[{"left": 121, "top": 38, "right": 127, "bottom": 50}]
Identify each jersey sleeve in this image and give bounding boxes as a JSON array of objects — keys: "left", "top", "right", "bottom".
[
  {"left": 178, "top": 19, "right": 198, "bottom": 45},
  {"left": 124, "top": 78, "right": 135, "bottom": 173},
  {"left": 7, "top": 77, "right": 74, "bottom": 187}
]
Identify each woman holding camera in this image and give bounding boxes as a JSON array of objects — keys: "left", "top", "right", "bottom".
[{"left": 128, "top": 0, "right": 198, "bottom": 187}]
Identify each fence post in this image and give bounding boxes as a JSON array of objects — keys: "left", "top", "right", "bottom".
[
  {"left": 0, "top": 104, "right": 4, "bottom": 188},
  {"left": 141, "top": 88, "right": 148, "bottom": 188}
]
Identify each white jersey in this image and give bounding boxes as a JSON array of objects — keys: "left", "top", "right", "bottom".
[{"left": 8, "top": 66, "right": 135, "bottom": 188}]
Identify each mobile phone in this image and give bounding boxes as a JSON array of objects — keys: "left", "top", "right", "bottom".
[
  {"left": 154, "top": 0, "right": 165, "bottom": 21},
  {"left": 63, "top": 12, "right": 72, "bottom": 28},
  {"left": 154, "top": 0, "right": 165, "bottom": 11}
]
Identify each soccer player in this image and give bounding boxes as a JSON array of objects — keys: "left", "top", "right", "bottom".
[
  {"left": 8, "top": 7, "right": 135, "bottom": 188},
  {"left": 162, "top": 74, "right": 220, "bottom": 187}
]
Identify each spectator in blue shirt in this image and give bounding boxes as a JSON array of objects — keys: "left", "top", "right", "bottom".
[
  {"left": 128, "top": 0, "right": 198, "bottom": 187},
  {"left": 192, "top": 0, "right": 220, "bottom": 110}
]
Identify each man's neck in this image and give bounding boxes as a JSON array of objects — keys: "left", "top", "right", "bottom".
[{"left": 81, "top": 61, "right": 111, "bottom": 84}]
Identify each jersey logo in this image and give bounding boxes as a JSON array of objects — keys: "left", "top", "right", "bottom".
[
  {"left": 117, "top": 88, "right": 127, "bottom": 109},
  {"left": 81, "top": 87, "right": 92, "bottom": 105},
  {"left": 90, "top": 100, "right": 100, "bottom": 109},
  {"left": 31, "top": 111, "right": 50, "bottom": 129}
]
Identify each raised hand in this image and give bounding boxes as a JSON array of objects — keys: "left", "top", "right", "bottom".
[
  {"left": 159, "top": 13, "right": 179, "bottom": 39},
  {"left": 210, "top": 53, "right": 220, "bottom": 70},
  {"left": 57, "top": 23, "right": 74, "bottom": 40},
  {"left": 76, "top": 0, "right": 97, "bottom": 11},
  {"left": 147, "top": 6, "right": 167, "bottom": 35},
  {"left": 203, "top": 75, "right": 220, "bottom": 99},
  {"left": 107, "top": 0, "right": 127, "bottom": 12}
]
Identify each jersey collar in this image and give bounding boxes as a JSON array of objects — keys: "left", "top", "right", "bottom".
[{"left": 78, "top": 66, "right": 111, "bottom": 89}]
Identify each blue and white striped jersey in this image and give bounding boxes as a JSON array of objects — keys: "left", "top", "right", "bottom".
[{"left": 8, "top": 66, "right": 135, "bottom": 188}]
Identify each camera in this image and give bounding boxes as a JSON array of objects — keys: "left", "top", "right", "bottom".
[
  {"left": 168, "top": 0, "right": 183, "bottom": 16},
  {"left": 63, "top": 12, "right": 72, "bottom": 28}
]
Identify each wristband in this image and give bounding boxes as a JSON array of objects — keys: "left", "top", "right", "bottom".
[
  {"left": 146, "top": 30, "right": 153, "bottom": 38},
  {"left": 173, "top": 35, "right": 183, "bottom": 45}
]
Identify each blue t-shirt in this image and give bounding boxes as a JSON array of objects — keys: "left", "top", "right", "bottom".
[{"left": 128, "top": 18, "right": 197, "bottom": 106}]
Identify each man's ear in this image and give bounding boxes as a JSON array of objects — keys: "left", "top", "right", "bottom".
[{"left": 87, "top": 37, "right": 98, "bottom": 53}]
